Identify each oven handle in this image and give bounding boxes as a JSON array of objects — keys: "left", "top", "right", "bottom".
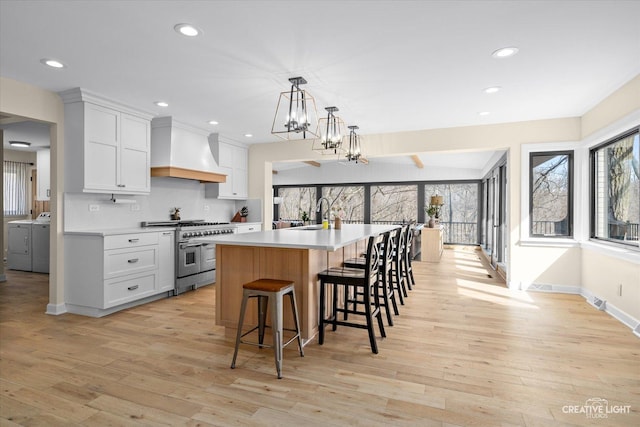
[{"left": 179, "top": 242, "right": 203, "bottom": 249}]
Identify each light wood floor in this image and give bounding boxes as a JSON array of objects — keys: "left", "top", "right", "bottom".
[{"left": 1, "top": 247, "right": 638, "bottom": 426}]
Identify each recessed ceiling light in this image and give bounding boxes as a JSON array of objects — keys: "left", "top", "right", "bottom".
[
  {"left": 40, "top": 58, "right": 65, "bottom": 68},
  {"left": 9, "top": 141, "right": 31, "bottom": 148},
  {"left": 491, "top": 47, "right": 519, "bottom": 58},
  {"left": 478, "top": 111, "right": 491, "bottom": 116},
  {"left": 208, "top": 120, "right": 219, "bottom": 125},
  {"left": 244, "top": 134, "right": 253, "bottom": 138},
  {"left": 174, "top": 23, "right": 201, "bottom": 37},
  {"left": 155, "top": 101, "right": 169, "bottom": 107},
  {"left": 483, "top": 86, "right": 501, "bottom": 94}
]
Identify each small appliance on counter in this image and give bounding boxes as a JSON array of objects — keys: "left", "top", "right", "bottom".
[{"left": 7, "top": 212, "right": 50, "bottom": 273}]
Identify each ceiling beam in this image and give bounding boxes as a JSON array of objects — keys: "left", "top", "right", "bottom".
[
  {"left": 410, "top": 155, "right": 424, "bottom": 169},
  {"left": 303, "top": 160, "right": 321, "bottom": 167}
]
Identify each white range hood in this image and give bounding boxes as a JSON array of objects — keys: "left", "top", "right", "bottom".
[{"left": 150, "top": 116, "right": 226, "bottom": 183}]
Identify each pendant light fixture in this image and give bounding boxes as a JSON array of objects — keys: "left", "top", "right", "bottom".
[
  {"left": 340, "top": 125, "right": 368, "bottom": 165},
  {"left": 271, "top": 76, "right": 319, "bottom": 140},
  {"left": 312, "top": 106, "right": 346, "bottom": 155}
]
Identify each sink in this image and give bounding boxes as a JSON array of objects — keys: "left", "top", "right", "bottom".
[{"left": 286, "top": 225, "right": 325, "bottom": 231}]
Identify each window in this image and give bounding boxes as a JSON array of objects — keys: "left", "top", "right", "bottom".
[
  {"left": 322, "top": 185, "right": 364, "bottom": 223},
  {"left": 425, "top": 183, "right": 479, "bottom": 244},
  {"left": 591, "top": 128, "right": 639, "bottom": 246},
  {"left": 3, "top": 161, "right": 29, "bottom": 216},
  {"left": 529, "top": 151, "right": 573, "bottom": 237},
  {"left": 370, "top": 185, "right": 417, "bottom": 224},
  {"left": 276, "top": 186, "right": 317, "bottom": 221}
]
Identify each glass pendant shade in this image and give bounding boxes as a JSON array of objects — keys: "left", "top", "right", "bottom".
[
  {"left": 313, "top": 106, "right": 346, "bottom": 156},
  {"left": 272, "top": 76, "right": 319, "bottom": 140}
]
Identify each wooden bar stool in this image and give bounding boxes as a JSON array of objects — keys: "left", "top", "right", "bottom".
[
  {"left": 318, "top": 234, "right": 386, "bottom": 353},
  {"left": 230, "top": 279, "right": 304, "bottom": 379}
]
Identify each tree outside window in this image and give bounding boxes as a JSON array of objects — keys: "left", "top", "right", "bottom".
[
  {"left": 592, "top": 129, "right": 639, "bottom": 244},
  {"left": 371, "top": 185, "right": 417, "bottom": 223},
  {"left": 276, "top": 187, "right": 316, "bottom": 221},
  {"left": 321, "top": 186, "right": 364, "bottom": 223},
  {"left": 530, "top": 152, "right": 573, "bottom": 237}
]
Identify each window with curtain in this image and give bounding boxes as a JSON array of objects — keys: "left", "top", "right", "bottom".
[
  {"left": 591, "top": 128, "right": 639, "bottom": 246},
  {"left": 3, "top": 161, "right": 30, "bottom": 216}
]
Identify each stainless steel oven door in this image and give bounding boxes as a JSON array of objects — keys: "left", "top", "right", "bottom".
[
  {"left": 200, "top": 242, "right": 216, "bottom": 272},
  {"left": 178, "top": 242, "right": 201, "bottom": 278}
]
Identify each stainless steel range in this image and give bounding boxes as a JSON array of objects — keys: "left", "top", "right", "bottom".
[{"left": 141, "top": 220, "right": 236, "bottom": 295}]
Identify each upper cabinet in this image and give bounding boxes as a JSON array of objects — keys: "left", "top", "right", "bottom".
[
  {"left": 206, "top": 136, "right": 248, "bottom": 200},
  {"left": 36, "top": 148, "right": 50, "bottom": 201},
  {"left": 60, "top": 88, "right": 152, "bottom": 195}
]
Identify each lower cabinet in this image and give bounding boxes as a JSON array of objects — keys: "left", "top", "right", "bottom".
[
  {"left": 65, "top": 230, "right": 174, "bottom": 317},
  {"left": 421, "top": 226, "right": 444, "bottom": 262}
]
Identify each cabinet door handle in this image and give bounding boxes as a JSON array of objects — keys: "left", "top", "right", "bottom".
[
  {"left": 162, "top": 232, "right": 172, "bottom": 236},
  {"left": 127, "top": 285, "right": 139, "bottom": 291},
  {"left": 117, "top": 184, "right": 126, "bottom": 188},
  {"left": 127, "top": 258, "right": 139, "bottom": 263},
  {"left": 46, "top": 189, "right": 50, "bottom": 197},
  {"left": 128, "top": 238, "right": 139, "bottom": 243}
]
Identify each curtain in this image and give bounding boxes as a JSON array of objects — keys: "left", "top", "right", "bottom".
[{"left": 3, "top": 161, "right": 29, "bottom": 216}]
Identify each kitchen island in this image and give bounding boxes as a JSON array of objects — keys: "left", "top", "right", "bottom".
[{"left": 197, "top": 224, "right": 399, "bottom": 344}]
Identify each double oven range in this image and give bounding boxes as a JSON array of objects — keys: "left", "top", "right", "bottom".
[{"left": 141, "top": 220, "right": 236, "bottom": 295}]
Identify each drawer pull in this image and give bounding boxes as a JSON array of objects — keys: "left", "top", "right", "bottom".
[
  {"left": 127, "top": 258, "right": 139, "bottom": 263},
  {"left": 128, "top": 238, "right": 139, "bottom": 243},
  {"left": 117, "top": 184, "right": 126, "bottom": 188},
  {"left": 127, "top": 285, "right": 139, "bottom": 291}
]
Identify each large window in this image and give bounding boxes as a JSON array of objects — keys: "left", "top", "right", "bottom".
[
  {"left": 370, "top": 185, "right": 417, "bottom": 223},
  {"left": 276, "top": 186, "right": 316, "bottom": 221},
  {"left": 3, "top": 161, "right": 29, "bottom": 216},
  {"left": 591, "top": 128, "right": 639, "bottom": 246},
  {"left": 425, "top": 183, "right": 479, "bottom": 244},
  {"left": 529, "top": 151, "right": 573, "bottom": 237},
  {"left": 322, "top": 186, "right": 364, "bottom": 223}
]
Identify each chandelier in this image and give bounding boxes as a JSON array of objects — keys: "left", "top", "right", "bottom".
[
  {"left": 271, "top": 76, "right": 319, "bottom": 140},
  {"left": 339, "top": 125, "right": 367, "bottom": 165},
  {"left": 313, "top": 106, "right": 346, "bottom": 155}
]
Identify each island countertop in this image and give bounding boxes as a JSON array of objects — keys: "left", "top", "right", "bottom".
[{"left": 195, "top": 223, "right": 399, "bottom": 251}]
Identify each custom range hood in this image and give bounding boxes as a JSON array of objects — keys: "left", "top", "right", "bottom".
[{"left": 150, "top": 116, "right": 226, "bottom": 183}]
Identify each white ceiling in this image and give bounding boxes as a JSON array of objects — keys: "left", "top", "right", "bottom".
[{"left": 1, "top": 1, "right": 639, "bottom": 169}]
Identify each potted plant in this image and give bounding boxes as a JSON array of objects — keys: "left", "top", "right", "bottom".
[
  {"left": 425, "top": 205, "right": 438, "bottom": 228},
  {"left": 300, "top": 210, "right": 310, "bottom": 225}
]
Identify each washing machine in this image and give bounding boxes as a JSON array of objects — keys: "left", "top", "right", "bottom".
[
  {"left": 32, "top": 212, "right": 50, "bottom": 273},
  {"left": 7, "top": 220, "right": 33, "bottom": 271},
  {"left": 7, "top": 212, "right": 50, "bottom": 273}
]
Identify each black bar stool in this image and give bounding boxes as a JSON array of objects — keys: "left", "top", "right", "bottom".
[
  {"left": 342, "top": 229, "right": 399, "bottom": 326},
  {"left": 391, "top": 225, "right": 409, "bottom": 303},
  {"left": 402, "top": 224, "right": 416, "bottom": 289},
  {"left": 317, "top": 234, "right": 386, "bottom": 353},
  {"left": 230, "top": 278, "right": 304, "bottom": 379}
]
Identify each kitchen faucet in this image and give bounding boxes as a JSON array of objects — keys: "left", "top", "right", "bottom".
[{"left": 316, "top": 197, "right": 331, "bottom": 229}]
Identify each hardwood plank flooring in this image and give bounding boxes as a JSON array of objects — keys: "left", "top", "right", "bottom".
[{"left": 1, "top": 247, "right": 638, "bottom": 426}]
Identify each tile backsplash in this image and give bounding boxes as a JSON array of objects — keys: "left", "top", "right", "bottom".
[{"left": 64, "top": 177, "right": 241, "bottom": 230}]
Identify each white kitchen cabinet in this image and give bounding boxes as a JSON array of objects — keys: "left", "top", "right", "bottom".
[
  {"left": 235, "top": 223, "right": 261, "bottom": 234},
  {"left": 157, "top": 231, "right": 175, "bottom": 292},
  {"left": 36, "top": 148, "right": 50, "bottom": 201},
  {"left": 206, "top": 137, "right": 248, "bottom": 200},
  {"left": 65, "top": 230, "right": 175, "bottom": 317},
  {"left": 60, "top": 88, "right": 152, "bottom": 195}
]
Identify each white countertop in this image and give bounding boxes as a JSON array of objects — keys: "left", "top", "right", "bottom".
[{"left": 194, "top": 224, "right": 400, "bottom": 251}]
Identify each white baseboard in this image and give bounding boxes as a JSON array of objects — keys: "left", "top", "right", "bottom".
[
  {"left": 525, "top": 283, "right": 639, "bottom": 338},
  {"left": 46, "top": 303, "right": 67, "bottom": 315}
]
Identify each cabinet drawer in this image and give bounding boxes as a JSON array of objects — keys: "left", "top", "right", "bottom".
[
  {"left": 104, "top": 247, "right": 157, "bottom": 279},
  {"left": 105, "top": 272, "right": 156, "bottom": 308},
  {"left": 104, "top": 233, "right": 158, "bottom": 250}
]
